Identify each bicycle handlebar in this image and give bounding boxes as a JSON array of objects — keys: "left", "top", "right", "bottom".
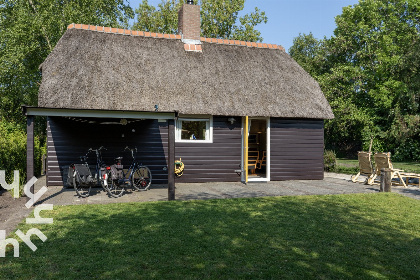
[
  {"left": 124, "top": 146, "right": 137, "bottom": 159},
  {"left": 81, "top": 147, "right": 106, "bottom": 161}
]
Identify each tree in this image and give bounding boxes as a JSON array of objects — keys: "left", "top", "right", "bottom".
[
  {"left": 133, "top": 0, "right": 268, "bottom": 42},
  {"left": 289, "top": 33, "right": 325, "bottom": 78},
  {"left": 0, "top": 0, "right": 134, "bottom": 123},
  {"left": 0, "top": 0, "right": 134, "bottom": 185},
  {"left": 290, "top": 0, "right": 420, "bottom": 159}
]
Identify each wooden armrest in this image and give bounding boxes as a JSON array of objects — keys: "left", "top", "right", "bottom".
[
  {"left": 401, "top": 173, "right": 420, "bottom": 178},
  {"left": 391, "top": 169, "right": 405, "bottom": 172}
]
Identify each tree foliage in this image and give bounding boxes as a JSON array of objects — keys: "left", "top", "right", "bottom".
[
  {"left": 0, "top": 0, "right": 134, "bottom": 183},
  {"left": 133, "top": 0, "right": 268, "bottom": 42},
  {"left": 0, "top": 0, "right": 134, "bottom": 123},
  {"left": 0, "top": 120, "right": 45, "bottom": 188},
  {"left": 290, "top": 0, "right": 420, "bottom": 160}
]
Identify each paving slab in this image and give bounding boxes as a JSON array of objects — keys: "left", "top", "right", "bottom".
[{"left": 31, "top": 172, "right": 420, "bottom": 207}]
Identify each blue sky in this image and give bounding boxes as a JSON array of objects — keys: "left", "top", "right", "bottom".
[{"left": 128, "top": 0, "right": 359, "bottom": 52}]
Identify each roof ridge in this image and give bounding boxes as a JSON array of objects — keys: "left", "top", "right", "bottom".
[{"left": 67, "top": 23, "right": 285, "bottom": 51}]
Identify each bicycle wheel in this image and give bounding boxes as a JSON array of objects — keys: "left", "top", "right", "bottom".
[
  {"left": 131, "top": 165, "right": 152, "bottom": 191},
  {"left": 73, "top": 174, "right": 91, "bottom": 198},
  {"left": 105, "top": 171, "right": 125, "bottom": 198}
]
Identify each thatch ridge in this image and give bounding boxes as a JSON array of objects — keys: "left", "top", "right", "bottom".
[
  {"left": 38, "top": 28, "right": 334, "bottom": 119},
  {"left": 66, "top": 23, "right": 285, "bottom": 51}
]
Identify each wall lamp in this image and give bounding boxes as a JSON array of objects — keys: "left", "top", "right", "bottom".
[{"left": 227, "top": 117, "right": 236, "bottom": 124}]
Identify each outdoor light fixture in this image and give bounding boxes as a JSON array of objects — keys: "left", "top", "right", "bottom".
[
  {"left": 155, "top": 104, "right": 159, "bottom": 111},
  {"left": 227, "top": 117, "right": 236, "bottom": 124}
]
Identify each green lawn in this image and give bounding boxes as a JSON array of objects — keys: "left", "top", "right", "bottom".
[
  {"left": 336, "top": 158, "right": 420, "bottom": 175},
  {"left": 1, "top": 194, "right": 420, "bottom": 279}
]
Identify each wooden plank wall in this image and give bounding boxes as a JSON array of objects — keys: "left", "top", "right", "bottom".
[
  {"left": 47, "top": 116, "right": 324, "bottom": 185},
  {"left": 47, "top": 117, "right": 169, "bottom": 186},
  {"left": 174, "top": 116, "right": 242, "bottom": 183},
  {"left": 270, "top": 118, "right": 324, "bottom": 180},
  {"left": 47, "top": 116, "right": 242, "bottom": 186}
]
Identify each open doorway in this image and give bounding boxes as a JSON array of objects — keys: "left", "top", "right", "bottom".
[{"left": 248, "top": 118, "right": 269, "bottom": 181}]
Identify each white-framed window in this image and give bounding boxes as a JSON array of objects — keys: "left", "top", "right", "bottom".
[{"left": 176, "top": 116, "right": 213, "bottom": 143}]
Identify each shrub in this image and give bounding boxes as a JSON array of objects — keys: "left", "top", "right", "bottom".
[
  {"left": 324, "top": 150, "right": 337, "bottom": 172},
  {"left": 0, "top": 120, "right": 46, "bottom": 195},
  {"left": 393, "top": 139, "right": 420, "bottom": 162}
]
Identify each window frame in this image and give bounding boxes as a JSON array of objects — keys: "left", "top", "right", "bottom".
[{"left": 175, "top": 115, "right": 213, "bottom": 143}]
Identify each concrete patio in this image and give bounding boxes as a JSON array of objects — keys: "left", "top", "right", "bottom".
[{"left": 33, "top": 172, "right": 420, "bottom": 207}]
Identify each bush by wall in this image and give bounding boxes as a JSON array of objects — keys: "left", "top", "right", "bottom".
[
  {"left": 0, "top": 120, "right": 45, "bottom": 194},
  {"left": 324, "top": 150, "right": 337, "bottom": 172}
]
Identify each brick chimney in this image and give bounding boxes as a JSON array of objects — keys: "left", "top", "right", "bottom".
[{"left": 178, "top": 0, "right": 201, "bottom": 43}]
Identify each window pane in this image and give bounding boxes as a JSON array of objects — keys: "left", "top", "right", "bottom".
[{"left": 181, "top": 120, "right": 207, "bottom": 140}]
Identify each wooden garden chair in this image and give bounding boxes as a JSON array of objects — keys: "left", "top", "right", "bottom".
[
  {"left": 373, "top": 152, "right": 407, "bottom": 187},
  {"left": 400, "top": 173, "right": 420, "bottom": 188},
  {"left": 351, "top": 151, "right": 376, "bottom": 184},
  {"left": 248, "top": 150, "right": 259, "bottom": 174},
  {"left": 257, "top": 151, "right": 266, "bottom": 170}
]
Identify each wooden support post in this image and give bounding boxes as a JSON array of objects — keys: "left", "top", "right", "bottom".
[
  {"left": 244, "top": 116, "right": 248, "bottom": 184},
  {"left": 380, "top": 168, "right": 392, "bottom": 192},
  {"left": 27, "top": 115, "right": 35, "bottom": 198},
  {"left": 168, "top": 119, "right": 175, "bottom": 200}
]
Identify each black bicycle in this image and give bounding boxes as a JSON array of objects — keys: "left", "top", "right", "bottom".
[
  {"left": 105, "top": 156, "right": 126, "bottom": 198},
  {"left": 105, "top": 147, "right": 152, "bottom": 197},
  {"left": 123, "top": 147, "right": 152, "bottom": 190},
  {"left": 68, "top": 147, "right": 108, "bottom": 198}
]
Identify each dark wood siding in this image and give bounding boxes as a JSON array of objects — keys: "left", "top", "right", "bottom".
[
  {"left": 47, "top": 117, "right": 169, "bottom": 186},
  {"left": 174, "top": 116, "right": 242, "bottom": 183},
  {"left": 47, "top": 116, "right": 324, "bottom": 186},
  {"left": 270, "top": 119, "right": 324, "bottom": 180},
  {"left": 47, "top": 116, "right": 242, "bottom": 186}
]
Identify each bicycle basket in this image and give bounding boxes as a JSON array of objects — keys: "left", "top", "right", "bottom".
[
  {"left": 67, "top": 166, "right": 74, "bottom": 186},
  {"left": 110, "top": 164, "right": 124, "bottom": 180},
  {"left": 74, "top": 164, "right": 92, "bottom": 184}
]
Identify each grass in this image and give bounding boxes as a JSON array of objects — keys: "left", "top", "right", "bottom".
[
  {"left": 336, "top": 158, "right": 420, "bottom": 175},
  {"left": 1, "top": 194, "right": 420, "bottom": 279}
]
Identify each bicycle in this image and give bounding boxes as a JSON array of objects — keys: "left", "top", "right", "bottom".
[
  {"left": 105, "top": 156, "right": 126, "bottom": 198},
  {"left": 68, "top": 146, "right": 108, "bottom": 198},
  {"left": 105, "top": 147, "right": 152, "bottom": 197},
  {"left": 124, "top": 146, "right": 152, "bottom": 191}
]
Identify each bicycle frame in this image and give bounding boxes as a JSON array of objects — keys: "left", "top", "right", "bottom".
[{"left": 124, "top": 148, "right": 141, "bottom": 182}]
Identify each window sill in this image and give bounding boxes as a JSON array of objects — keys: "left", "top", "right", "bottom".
[{"left": 175, "top": 139, "right": 213, "bottom": 144}]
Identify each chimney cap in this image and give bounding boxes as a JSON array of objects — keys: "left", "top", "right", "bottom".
[{"left": 187, "top": 0, "right": 194, "bottom": 4}]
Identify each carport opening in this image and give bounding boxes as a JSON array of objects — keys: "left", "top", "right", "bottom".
[{"left": 47, "top": 116, "right": 167, "bottom": 187}]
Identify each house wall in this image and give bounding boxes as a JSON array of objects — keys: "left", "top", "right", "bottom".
[
  {"left": 46, "top": 116, "right": 242, "bottom": 186},
  {"left": 47, "top": 116, "right": 324, "bottom": 186},
  {"left": 174, "top": 117, "right": 242, "bottom": 183},
  {"left": 270, "top": 118, "right": 324, "bottom": 180}
]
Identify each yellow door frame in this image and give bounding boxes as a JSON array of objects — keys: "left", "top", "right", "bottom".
[{"left": 243, "top": 116, "right": 249, "bottom": 183}]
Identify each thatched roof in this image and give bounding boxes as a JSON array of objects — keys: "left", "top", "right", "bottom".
[{"left": 38, "top": 25, "right": 334, "bottom": 119}]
